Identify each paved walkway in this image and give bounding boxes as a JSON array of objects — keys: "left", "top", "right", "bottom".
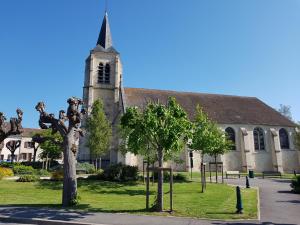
[{"left": 0, "top": 178, "right": 299, "bottom": 225}]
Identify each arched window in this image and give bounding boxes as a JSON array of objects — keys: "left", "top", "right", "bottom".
[
  {"left": 104, "top": 64, "right": 110, "bottom": 84},
  {"left": 254, "top": 127, "right": 265, "bottom": 150},
  {"left": 225, "top": 127, "right": 236, "bottom": 150},
  {"left": 98, "top": 63, "right": 104, "bottom": 83},
  {"left": 279, "top": 128, "right": 290, "bottom": 149}
]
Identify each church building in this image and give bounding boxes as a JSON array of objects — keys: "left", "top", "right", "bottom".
[{"left": 78, "top": 12, "right": 300, "bottom": 173}]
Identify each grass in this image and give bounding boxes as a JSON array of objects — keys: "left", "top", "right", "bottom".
[
  {"left": 176, "top": 171, "right": 297, "bottom": 181},
  {"left": 0, "top": 179, "right": 257, "bottom": 220}
]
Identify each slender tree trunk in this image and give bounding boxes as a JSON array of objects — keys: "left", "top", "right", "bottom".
[
  {"left": 99, "top": 157, "right": 102, "bottom": 170},
  {"left": 94, "top": 159, "right": 97, "bottom": 171},
  {"left": 157, "top": 146, "right": 164, "bottom": 212},
  {"left": 201, "top": 153, "right": 205, "bottom": 193},
  {"left": 33, "top": 148, "right": 37, "bottom": 162},
  {"left": 62, "top": 128, "right": 78, "bottom": 207},
  {"left": 46, "top": 154, "right": 49, "bottom": 170},
  {"left": 215, "top": 155, "right": 218, "bottom": 183}
]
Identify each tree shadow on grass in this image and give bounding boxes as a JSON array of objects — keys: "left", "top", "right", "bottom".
[{"left": 35, "top": 180, "right": 63, "bottom": 190}]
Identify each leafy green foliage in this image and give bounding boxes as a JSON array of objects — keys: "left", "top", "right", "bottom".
[
  {"left": 13, "top": 165, "right": 35, "bottom": 175},
  {"left": 152, "top": 171, "right": 188, "bottom": 182},
  {"left": 77, "top": 162, "right": 96, "bottom": 174},
  {"left": 85, "top": 99, "right": 112, "bottom": 160},
  {"left": 121, "top": 97, "right": 192, "bottom": 162},
  {"left": 189, "top": 106, "right": 232, "bottom": 157},
  {"left": 87, "top": 164, "right": 139, "bottom": 182},
  {"left": 39, "top": 129, "right": 63, "bottom": 161},
  {"left": 17, "top": 175, "right": 39, "bottom": 182},
  {"left": 121, "top": 97, "right": 192, "bottom": 211},
  {"left": 291, "top": 175, "right": 300, "bottom": 193},
  {"left": 103, "top": 163, "right": 139, "bottom": 182},
  {"left": 36, "top": 169, "right": 51, "bottom": 177},
  {"left": 0, "top": 162, "right": 15, "bottom": 168}
]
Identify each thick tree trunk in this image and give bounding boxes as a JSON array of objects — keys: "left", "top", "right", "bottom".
[
  {"left": 157, "top": 147, "right": 164, "bottom": 212},
  {"left": 11, "top": 152, "right": 15, "bottom": 163},
  {"left": 62, "top": 128, "right": 78, "bottom": 207}
]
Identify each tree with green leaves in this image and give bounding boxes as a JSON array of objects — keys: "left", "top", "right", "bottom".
[
  {"left": 85, "top": 99, "right": 112, "bottom": 170},
  {"left": 207, "top": 124, "right": 232, "bottom": 183},
  {"left": 189, "top": 106, "right": 231, "bottom": 189},
  {"left": 120, "top": 97, "right": 192, "bottom": 212},
  {"left": 38, "top": 129, "right": 63, "bottom": 169}
]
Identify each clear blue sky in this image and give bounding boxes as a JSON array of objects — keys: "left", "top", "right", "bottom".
[{"left": 0, "top": 0, "right": 299, "bottom": 128}]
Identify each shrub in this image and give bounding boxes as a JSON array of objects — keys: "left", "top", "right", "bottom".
[
  {"left": 51, "top": 170, "right": 64, "bottom": 181},
  {"left": 89, "top": 164, "right": 139, "bottom": 182},
  {"left": 36, "top": 169, "right": 51, "bottom": 177},
  {"left": 87, "top": 170, "right": 104, "bottom": 180},
  {"left": 121, "top": 165, "right": 139, "bottom": 181},
  {"left": 0, "top": 167, "right": 14, "bottom": 178},
  {"left": 103, "top": 163, "right": 123, "bottom": 181},
  {"left": 13, "top": 165, "right": 35, "bottom": 175},
  {"left": 152, "top": 171, "right": 188, "bottom": 182},
  {"left": 291, "top": 175, "right": 300, "bottom": 194},
  {"left": 76, "top": 162, "right": 95, "bottom": 174},
  {"left": 0, "top": 162, "right": 14, "bottom": 168},
  {"left": 17, "top": 175, "right": 39, "bottom": 182}
]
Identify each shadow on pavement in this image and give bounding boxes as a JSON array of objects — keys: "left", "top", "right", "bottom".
[
  {"left": 0, "top": 206, "right": 93, "bottom": 222},
  {"left": 276, "top": 200, "right": 300, "bottom": 204}
]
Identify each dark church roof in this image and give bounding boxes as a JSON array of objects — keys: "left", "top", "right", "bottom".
[
  {"left": 96, "top": 12, "right": 113, "bottom": 49},
  {"left": 124, "top": 87, "right": 296, "bottom": 127}
]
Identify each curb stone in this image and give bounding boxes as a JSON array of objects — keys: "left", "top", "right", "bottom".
[{"left": 0, "top": 216, "right": 108, "bottom": 225}]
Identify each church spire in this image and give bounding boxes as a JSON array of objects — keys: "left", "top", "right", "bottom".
[{"left": 96, "top": 12, "right": 113, "bottom": 49}]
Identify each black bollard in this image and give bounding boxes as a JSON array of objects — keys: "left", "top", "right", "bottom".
[
  {"left": 246, "top": 176, "right": 250, "bottom": 188},
  {"left": 236, "top": 186, "right": 243, "bottom": 214}
]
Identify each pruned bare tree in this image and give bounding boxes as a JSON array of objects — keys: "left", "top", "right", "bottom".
[
  {"left": 0, "top": 109, "right": 23, "bottom": 152},
  {"left": 6, "top": 140, "right": 21, "bottom": 163},
  {"left": 35, "top": 97, "right": 85, "bottom": 206}
]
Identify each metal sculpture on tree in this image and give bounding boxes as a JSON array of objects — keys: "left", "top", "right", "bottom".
[
  {"left": 35, "top": 97, "right": 85, "bottom": 206},
  {"left": 0, "top": 109, "right": 23, "bottom": 152}
]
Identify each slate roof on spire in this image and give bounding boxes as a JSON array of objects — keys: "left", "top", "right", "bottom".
[{"left": 93, "top": 12, "right": 118, "bottom": 54}]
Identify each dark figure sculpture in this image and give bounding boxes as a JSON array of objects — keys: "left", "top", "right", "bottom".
[
  {"left": 0, "top": 109, "right": 23, "bottom": 151},
  {"left": 6, "top": 140, "right": 21, "bottom": 163},
  {"left": 35, "top": 98, "right": 85, "bottom": 206}
]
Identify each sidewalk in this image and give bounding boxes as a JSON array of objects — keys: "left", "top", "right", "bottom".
[
  {"left": 0, "top": 178, "right": 298, "bottom": 225},
  {"left": 0, "top": 206, "right": 259, "bottom": 225}
]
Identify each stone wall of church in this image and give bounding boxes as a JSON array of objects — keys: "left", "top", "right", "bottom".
[
  {"left": 121, "top": 123, "right": 300, "bottom": 173},
  {"left": 165, "top": 124, "right": 300, "bottom": 173}
]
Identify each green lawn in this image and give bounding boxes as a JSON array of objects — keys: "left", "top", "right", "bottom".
[
  {"left": 0, "top": 179, "right": 258, "bottom": 220},
  {"left": 177, "top": 171, "right": 296, "bottom": 181}
]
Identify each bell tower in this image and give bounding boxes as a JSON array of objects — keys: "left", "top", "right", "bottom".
[
  {"left": 83, "top": 12, "right": 122, "bottom": 114},
  {"left": 79, "top": 11, "right": 123, "bottom": 164}
]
